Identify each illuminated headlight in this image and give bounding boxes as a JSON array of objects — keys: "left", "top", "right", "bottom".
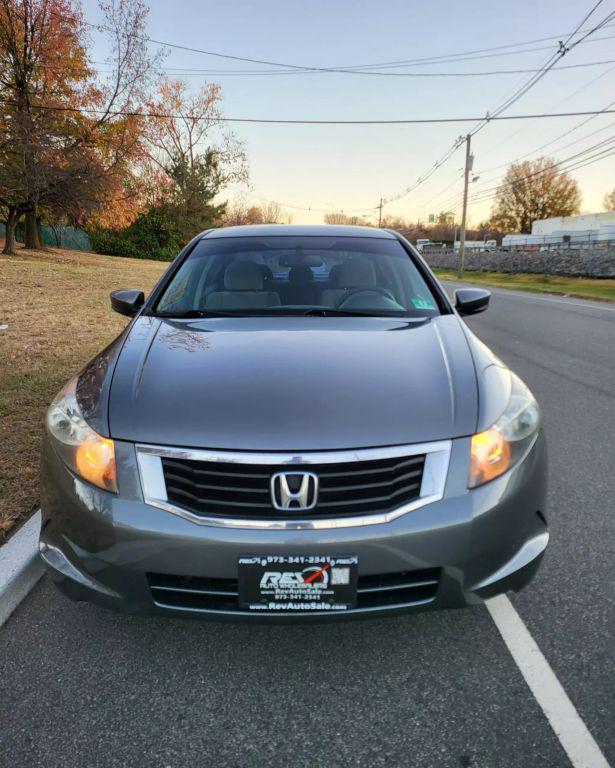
[
  {"left": 46, "top": 378, "right": 117, "bottom": 493},
  {"left": 468, "top": 373, "right": 540, "bottom": 488}
]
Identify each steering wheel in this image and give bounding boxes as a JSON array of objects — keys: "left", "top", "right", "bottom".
[{"left": 337, "top": 287, "right": 397, "bottom": 308}]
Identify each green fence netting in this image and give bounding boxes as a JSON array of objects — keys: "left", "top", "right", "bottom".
[{"left": 7, "top": 223, "right": 92, "bottom": 251}]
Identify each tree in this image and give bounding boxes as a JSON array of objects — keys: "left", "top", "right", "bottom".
[
  {"left": 489, "top": 157, "right": 581, "bottom": 234},
  {"left": 222, "top": 199, "right": 260, "bottom": 226},
  {"left": 436, "top": 211, "right": 455, "bottom": 225},
  {"left": 143, "top": 78, "right": 248, "bottom": 241},
  {"left": 324, "top": 212, "right": 371, "bottom": 226},
  {"left": 0, "top": 0, "right": 156, "bottom": 253},
  {"left": 604, "top": 189, "right": 615, "bottom": 211},
  {"left": 223, "top": 198, "right": 291, "bottom": 226},
  {"left": 0, "top": 0, "right": 87, "bottom": 250},
  {"left": 259, "top": 201, "right": 290, "bottom": 224},
  {"left": 380, "top": 214, "right": 408, "bottom": 229}
]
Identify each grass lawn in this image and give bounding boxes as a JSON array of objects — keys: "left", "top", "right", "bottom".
[
  {"left": 0, "top": 245, "right": 166, "bottom": 544},
  {"left": 433, "top": 269, "right": 615, "bottom": 302}
]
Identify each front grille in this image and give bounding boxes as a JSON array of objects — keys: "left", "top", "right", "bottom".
[
  {"left": 147, "top": 568, "right": 440, "bottom": 613},
  {"left": 161, "top": 453, "right": 425, "bottom": 520}
]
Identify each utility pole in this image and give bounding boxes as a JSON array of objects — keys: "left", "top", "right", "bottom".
[
  {"left": 457, "top": 133, "right": 473, "bottom": 278},
  {"left": 378, "top": 198, "right": 383, "bottom": 228}
]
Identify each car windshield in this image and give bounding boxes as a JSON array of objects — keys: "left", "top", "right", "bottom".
[{"left": 154, "top": 235, "right": 441, "bottom": 317}]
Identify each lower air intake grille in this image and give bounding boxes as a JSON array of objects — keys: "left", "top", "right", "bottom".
[{"left": 147, "top": 568, "right": 440, "bottom": 613}]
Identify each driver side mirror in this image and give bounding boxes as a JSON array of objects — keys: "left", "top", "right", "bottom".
[
  {"left": 455, "top": 288, "right": 490, "bottom": 316},
  {"left": 110, "top": 289, "right": 145, "bottom": 317}
]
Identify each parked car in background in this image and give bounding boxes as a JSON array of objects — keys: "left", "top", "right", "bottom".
[{"left": 39, "top": 224, "right": 548, "bottom": 621}]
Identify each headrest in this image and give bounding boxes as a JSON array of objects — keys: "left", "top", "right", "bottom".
[
  {"left": 288, "top": 265, "right": 314, "bottom": 283},
  {"left": 329, "top": 264, "right": 343, "bottom": 285},
  {"left": 224, "top": 261, "right": 264, "bottom": 291},
  {"left": 257, "top": 264, "right": 274, "bottom": 282},
  {"left": 338, "top": 259, "right": 377, "bottom": 287}
]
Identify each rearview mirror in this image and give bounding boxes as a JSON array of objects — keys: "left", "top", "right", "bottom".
[
  {"left": 110, "top": 289, "right": 145, "bottom": 317},
  {"left": 455, "top": 288, "right": 490, "bottom": 316},
  {"left": 279, "top": 253, "right": 323, "bottom": 267}
]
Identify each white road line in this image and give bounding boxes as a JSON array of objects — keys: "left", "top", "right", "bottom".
[
  {"left": 485, "top": 289, "right": 615, "bottom": 312},
  {"left": 443, "top": 282, "right": 615, "bottom": 312},
  {"left": 487, "top": 595, "right": 610, "bottom": 768}
]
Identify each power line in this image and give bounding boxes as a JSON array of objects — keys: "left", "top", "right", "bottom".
[
  {"left": 404, "top": 60, "right": 615, "bottom": 215},
  {"left": 401, "top": 88, "right": 615, "bottom": 218},
  {"left": 78, "top": 15, "right": 615, "bottom": 74},
  {"left": 247, "top": 137, "right": 612, "bottom": 217},
  {"left": 476, "top": 102, "right": 615, "bottom": 181},
  {"left": 462, "top": 93, "right": 615, "bottom": 202},
  {"left": 39, "top": 5, "right": 615, "bottom": 220},
  {"left": 478, "top": 60, "right": 615, "bottom": 160},
  {"left": 328, "top": 28, "right": 615, "bottom": 70},
  {"left": 259, "top": 115, "right": 615, "bottom": 217},
  {"left": 464, "top": 134, "right": 615, "bottom": 206},
  {"left": 4, "top": 99, "right": 615, "bottom": 124},
  {"left": 461, "top": 145, "right": 615, "bottom": 211},
  {"left": 467, "top": 3, "right": 614, "bottom": 138},
  {"left": 89, "top": 55, "right": 615, "bottom": 79},
  {"left": 459, "top": 86, "right": 615, "bottom": 208},
  {"left": 332, "top": 31, "right": 615, "bottom": 71},
  {"left": 380, "top": 141, "right": 462, "bottom": 207},
  {"left": 567, "top": 0, "right": 610, "bottom": 40},
  {"left": 374, "top": 3, "right": 614, "bottom": 222},
  {"left": 442, "top": 0, "right": 613, "bottom": 248},
  {"left": 444, "top": 134, "right": 615, "bottom": 215},
  {"left": 37, "top": 46, "right": 615, "bottom": 84},
  {"left": 410, "top": 173, "right": 466, "bottom": 217}
]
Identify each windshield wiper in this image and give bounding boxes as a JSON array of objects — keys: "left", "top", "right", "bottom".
[
  {"left": 154, "top": 308, "right": 420, "bottom": 319},
  {"left": 301, "top": 308, "right": 407, "bottom": 317},
  {"left": 154, "top": 309, "right": 246, "bottom": 319}
]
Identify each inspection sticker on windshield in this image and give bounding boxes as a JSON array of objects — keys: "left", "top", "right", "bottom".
[
  {"left": 411, "top": 295, "right": 436, "bottom": 310},
  {"left": 238, "top": 555, "right": 358, "bottom": 611}
]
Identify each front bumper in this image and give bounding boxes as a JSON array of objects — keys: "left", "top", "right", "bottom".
[{"left": 39, "top": 433, "right": 548, "bottom": 622}]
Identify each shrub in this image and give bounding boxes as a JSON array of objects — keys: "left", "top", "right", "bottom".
[
  {"left": 88, "top": 207, "right": 184, "bottom": 262},
  {"left": 89, "top": 231, "right": 142, "bottom": 259}
]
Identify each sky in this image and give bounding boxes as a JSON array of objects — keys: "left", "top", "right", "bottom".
[{"left": 82, "top": 0, "right": 615, "bottom": 227}]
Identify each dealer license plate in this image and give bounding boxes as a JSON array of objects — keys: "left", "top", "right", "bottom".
[{"left": 238, "top": 555, "right": 358, "bottom": 612}]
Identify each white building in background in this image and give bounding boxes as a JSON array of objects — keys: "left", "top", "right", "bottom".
[
  {"left": 502, "top": 211, "right": 615, "bottom": 249},
  {"left": 532, "top": 211, "right": 615, "bottom": 235}
]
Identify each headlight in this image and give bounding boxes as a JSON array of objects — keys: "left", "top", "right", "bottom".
[
  {"left": 468, "top": 373, "right": 540, "bottom": 488},
  {"left": 46, "top": 378, "right": 117, "bottom": 493}
]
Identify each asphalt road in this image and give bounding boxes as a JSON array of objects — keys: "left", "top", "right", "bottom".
[{"left": 1, "top": 284, "right": 613, "bottom": 768}]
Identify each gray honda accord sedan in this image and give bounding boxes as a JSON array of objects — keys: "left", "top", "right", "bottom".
[{"left": 39, "top": 224, "right": 547, "bottom": 621}]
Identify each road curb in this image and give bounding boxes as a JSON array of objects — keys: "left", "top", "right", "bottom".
[{"left": 0, "top": 510, "right": 44, "bottom": 629}]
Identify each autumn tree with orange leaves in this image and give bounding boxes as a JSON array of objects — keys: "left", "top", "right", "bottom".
[
  {"left": 0, "top": 0, "right": 158, "bottom": 253},
  {"left": 489, "top": 157, "right": 581, "bottom": 234}
]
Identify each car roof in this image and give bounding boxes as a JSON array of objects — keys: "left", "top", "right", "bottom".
[{"left": 201, "top": 224, "right": 397, "bottom": 239}]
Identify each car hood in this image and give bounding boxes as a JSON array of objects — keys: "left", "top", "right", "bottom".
[{"left": 107, "top": 314, "right": 478, "bottom": 450}]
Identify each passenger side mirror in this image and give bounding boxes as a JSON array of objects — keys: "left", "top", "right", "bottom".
[
  {"left": 455, "top": 288, "right": 490, "bottom": 316},
  {"left": 110, "top": 289, "right": 145, "bottom": 317}
]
